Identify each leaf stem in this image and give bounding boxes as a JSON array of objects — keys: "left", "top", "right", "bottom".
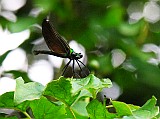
[
  {"left": 68, "top": 106, "right": 76, "bottom": 119},
  {"left": 106, "top": 105, "right": 114, "bottom": 108},
  {"left": 59, "top": 99, "right": 76, "bottom": 119},
  {"left": 23, "top": 111, "right": 32, "bottom": 119}
]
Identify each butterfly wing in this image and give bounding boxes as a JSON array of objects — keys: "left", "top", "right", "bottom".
[{"left": 42, "top": 19, "right": 70, "bottom": 55}]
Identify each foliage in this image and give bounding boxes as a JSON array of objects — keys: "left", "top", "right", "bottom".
[
  {"left": 0, "top": 75, "right": 159, "bottom": 118},
  {"left": 1, "top": 0, "right": 160, "bottom": 118}
]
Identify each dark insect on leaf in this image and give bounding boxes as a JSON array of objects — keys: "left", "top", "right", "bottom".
[{"left": 33, "top": 18, "right": 90, "bottom": 77}]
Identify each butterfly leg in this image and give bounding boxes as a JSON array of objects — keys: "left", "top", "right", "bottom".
[
  {"left": 72, "top": 60, "right": 80, "bottom": 78},
  {"left": 76, "top": 60, "right": 84, "bottom": 75},
  {"left": 77, "top": 59, "right": 90, "bottom": 74},
  {"left": 72, "top": 59, "right": 76, "bottom": 77},
  {"left": 62, "top": 60, "right": 71, "bottom": 76},
  {"left": 76, "top": 60, "right": 88, "bottom": 77}
]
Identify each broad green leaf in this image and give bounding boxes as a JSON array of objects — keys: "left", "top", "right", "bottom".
[
  {"left": 86, "top": 99, "right": 116, "bottom": 119},
  {"left": 111, "top": 100, "right": 132, "bottom": 117},
  {"left": 30, "top": 96, "right": 66, "bottom": 119},
  {"left": 16, "top": 101, "right": 30, "bottom": 112},
  {"left": 123, "top": 116, "right": 136, "bottom": 119},
  {"left": 72, "top": 74, "right": 112, "bottom": 98},
  {"left": 133, "top": 110, "right": 151, "bottom": 119},
  {"left": 44, "top": 76, "right": 79, "bottom": 106},
  {"left": 141, "top": 96, "right": 157, "bottom": 110},
  {"left": 0, "top": 92, "right": 14, "bottom": 108},
  {"left": 14, "top": 77, "right": 45, "bottom": 105},
  {"left": 0, "top": 92, "right": 29, "bottom": 112},
  {"left": 128, "top": 104, "right": 140, "bottom": 111},
  {"left": 132, "top": 96, "right": 159, "bottom": 119},
  {"left": 72, "top": 101, "right": 88, "bottom": 117},
  {"left": 0, "top": 116, "right": 18, "bottom": 119}
]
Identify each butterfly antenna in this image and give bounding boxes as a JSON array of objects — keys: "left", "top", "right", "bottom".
[{"left": 62, "top": 60, "right": 71, "bottom": 76}]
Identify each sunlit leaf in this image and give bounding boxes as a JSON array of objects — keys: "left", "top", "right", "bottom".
[
  {"left": 72, "top": 74, "right": 112, "bottom": 98},
  {"left": 44, "top": 76, "right": 79, "bottom": 106},
  {"left": 72, "top": 101, "right": 88, "bottom": 117},
  {"left": 14, "top": 77, "right": 45, "bottom": 104},
  {"left": 132, "top": 96, "right": 159, "bottom": 118},
  {"left": 111, "top": 100, "right": 132, "bottom": 117}
]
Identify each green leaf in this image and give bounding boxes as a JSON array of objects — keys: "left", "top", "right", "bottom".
[
  {"left": 30, "top": 96, "right": 66, "bottom": 119},
  {"left": 111, "top": 100, "right": 132, "bottom": 117},
  {"left": 128, "top": 104, "right": 140, "bottom": 111},
  {"left": 0, "top": 116, "right": 18, "bottom": 119},
  {"left": 118, "top": 22, "right": 140, "bottom": 36},
  {"left": 8, "top": 17, "right": 36, "bottom": 32},
  {"left": 141, "top": 96, "right": 157, "bottom": 110},
  {"left": 0, "top": 50, "right": 10, "bottom": 66},
  {"left": 14, "top": 77, "right": 45, "bottom": 105},
  {"left": 44, "top": 76, "right": 79, "bottom": 106},
  {"left": 72, "top": 74, "right": 112, "bottom": 98},
  {"left": 132, "top": 96, "right": 159, "bottom": 119},
  {"left": 33, "top": 0, "right": 57, "bottom": 12},
  {"left": 133, "top": 110, "right": 151, "bottom": 119},
  {"left": 16, "top": 101, "right": 30, "bottom": 112},
  {"left": 0, "top": 92, "right": 29, "bottom": 112},
  {"left": 123, "top": 116, "right": 136, "bottom": 119},
  {"left": 0, "top": 92, "right": 14, "bottom": 108},
  {"left": 6, "top": 70, "right": 31, "bottom": 83},
  {"left": 72, "top": 101, "right": 88, "bottom": 117},
  {"left": 86, "top": 99, "right": 116, "bottom": 119},
  {"left": 156, "top": 113, "right": 160, "bottom": 118},
  {"left": 102, "top": 5, "right": 123, "bottom": 27}
]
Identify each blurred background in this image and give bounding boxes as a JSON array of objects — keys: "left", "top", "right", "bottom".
[{"left": 0, "top": 0, "right": 160, "bottom": 106}]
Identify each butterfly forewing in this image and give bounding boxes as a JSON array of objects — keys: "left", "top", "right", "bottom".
[{"left": 42, "top": 19, "right": 70, "bottom": 54}]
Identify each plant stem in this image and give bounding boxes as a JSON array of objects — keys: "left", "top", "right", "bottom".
[
  {"left": 68, "top": 106, "right": 76, "bottom": 119},
  {"left": 106, "top": 105, "right": 114, "bottom": 108},
  {"left": 23, "top": 111, "right": 32, "bottom": 119}
]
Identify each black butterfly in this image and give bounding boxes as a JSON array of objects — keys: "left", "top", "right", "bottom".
[{"left": 33, "top": 18, "right": 89, "bottom": 77}]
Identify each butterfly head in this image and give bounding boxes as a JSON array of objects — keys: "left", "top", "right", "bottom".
[{"left": 70, "top": 49, "right": 83, "bottom": 60}]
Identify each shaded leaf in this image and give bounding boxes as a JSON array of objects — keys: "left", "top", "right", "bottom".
[
  {"left": 86, "top": 99, "right": 116, "bottom": 119},
  {"left": 30, "top": 96, "right": 66, "bottom": 119},
  {"left": 8, "top": 17, "right": 36, "bottom": 32},
  {"left": 0, "top": 92, "right": 29, "bottom": 112},
  {"left": 0, "top": 92, "right": 14, "bottom": 108}
]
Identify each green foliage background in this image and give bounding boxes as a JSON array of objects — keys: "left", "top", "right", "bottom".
[{"left": 1, "top": 0, "right": 160, "bottom": 109}]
